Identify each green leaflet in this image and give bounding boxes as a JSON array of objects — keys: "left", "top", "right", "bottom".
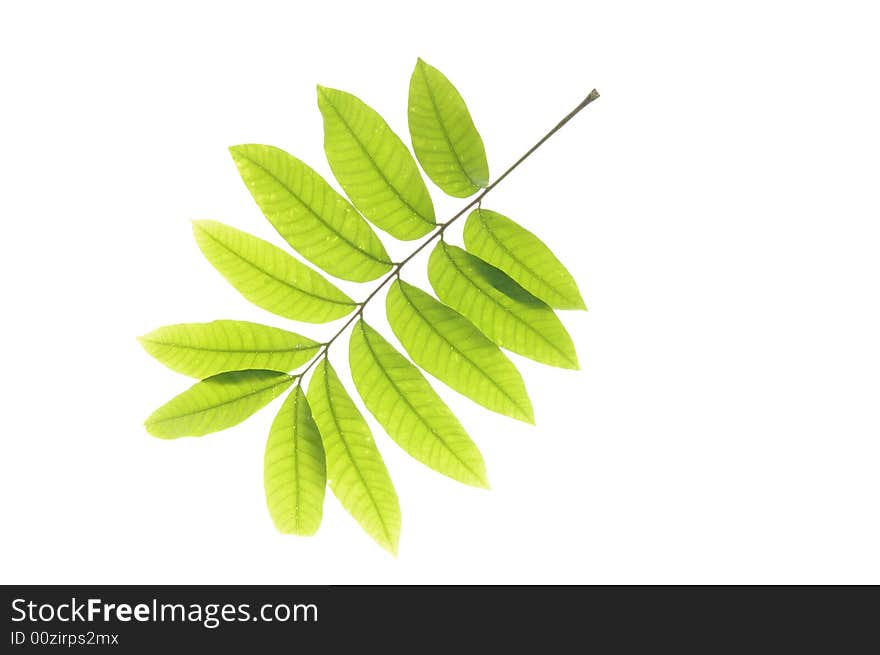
[
  {"left": 349, "top": 320, "right": 489, "bottom": 488},
  {"left": 429, "top": 243, "right": 578, "bottom": 369},
  {"left": 192, "top": 220, "right": 357, "bottom": 323},
  {"left": 264, "top": 385, "right": 326, "bottom": 536},
  {"left": 386, "top": 280, "right": 534, "bottom": 423},
  {"left": 317, "top": 85, "right": 435, "bottom": 240},
  {"left": 142, "top": 63, "right": 600, "bottom": 551},
  {"left": 463, "top": 209, "right": 586, "bottom": 310},
  {"left": 307, "top": 359, "right": 401, "bottom": 554},
  {"left": 229, "top": 144, "right": 393, "bottom": 282},
  {"left": 139, "top": 320, "right": 321, "bottom": 379},
  {"left": 145, "top": 370, "right": 294, "bottom": 438},
  {"left": 408, "top": 58, "right": 489, "bottom": 197}
]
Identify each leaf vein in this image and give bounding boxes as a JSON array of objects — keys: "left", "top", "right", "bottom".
[
  {"left": 416, "top": 62, "right": 477, "bottom": 189},
  {"left": 320, "top": 89, "right": 433, "bottom": 227},
  {"left": 321, "top": 364, "right": 393, "bottom": 548},
  {"left": 358, "top": 322, "right": 481, "bottom": 481},
  {"left": 440, "top": 243, "right": 574, "bottom": 364},
  {"left": 238, "top": 153, "right": 393, "bottom": 266},
  {"left": 397, "top": 281, "right": 528, "bottom": 416},
  {"left": 198, "top": 226, "right": 356, "bottom": 308}
]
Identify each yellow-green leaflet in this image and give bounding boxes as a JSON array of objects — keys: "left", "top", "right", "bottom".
[
  {"left": 349, "top": 320, "right": 489, "bottom": 488},
  {"left": 428, "top": 243, "right": 578, "bottom": 369},
  {"left": 139, "top": 320, "right": 321, "bottom": 378},
  {"left": 386, "top": 280, "right": 534, "bottom": 423},
  {"left": 307, "top": 359, "right": 401, "bottom": 554},
  {"left": 229, "top": 144, "right": 392, "bottom": 282},
  {"left": 408, "top": 58, "right": 489, "bottom": 197},
  {"left": 141, "top": 60, "right": 600, "bottom": 551},
  {"left": 463, "top": 209, "right": 586, "bottom": 310},
  {"left": 317, "top": 85, "right": 435, "bottom": 240},
  {"left": 145, "top": 370, "right": 294, "bottom": 438},
  {"left": 264, "top": 386, "right": 326, "bottom": 536},
  {"left": 192, "top": 220, "right": 357, "bottom": 323}
]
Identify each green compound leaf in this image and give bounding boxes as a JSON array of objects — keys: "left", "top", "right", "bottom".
[
  {"left": 307, "top": 359, "right": 401, "bottom": 554},
  {"left": 408, "top": 58, "right": 489, "bottom": 197},
  {"left": 229, "top": 144, "right": 393, "bottom": 282},
  {"left": 428, "top": 243, "right": 578, "bottom": 369},
  {"left": 192, "top": 220, "right": 357, "bottom": 323},
  {"left": 145, "top": 370, "right": 294, "bottom": 439},
  {"left": 386, "top": 280, "right": 533, "bottom": 423},
  {"left": 317, "top": 85, "right": 435, "bottom": 240},
  {"left": 264, "top": 385, "right": 326, "bottom": 536},
  {"left": 142, "top": 64, "right": 599, "bottom": 550},
  {"left": 349, "top": 320, "right": 489, "bottom": 488},
  {"left": 463, "top": 209, "right": 586, "bottom": 310},
  {"left": 138, "top": 320, "right": 321, "bottom": 379}
]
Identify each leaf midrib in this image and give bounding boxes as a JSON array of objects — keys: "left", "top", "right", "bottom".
[
  {"left": 197, "top": 225, "right": 356, "bottom": 308},
  {"left": 149, "top": 375, "right": 291, "bottom": 426},
  {"left": 396, "top": 282, "right": 529, "bottom": 418},
  {"left": 290, "top": 389, "right": 304, "bottom": 534},
  {"left": 416, "top": 62, "right": 479, "bottom": 190},
  {"left": 358, "top": 322, "right": 482, "bottom": 483},
  {"left": 439, "top": 242, "right": 575, "bottom": 366},
  {"left": 320, "top": 88, "right": 434, "bottom": 227},
  {"left": 320, "top": 363, "right": 394, "bottom": 550},
  {"left": 141, "top": 336, "right": 321, "bottom": 356},
  {"left": 238, "top": 153, "right": 393, "bottom": 266}
]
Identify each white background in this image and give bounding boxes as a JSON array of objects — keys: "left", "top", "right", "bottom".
[{"left": 1, "top": 1, "right": 878, "bottom": 584}]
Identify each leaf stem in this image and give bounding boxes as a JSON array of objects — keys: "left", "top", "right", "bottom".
[{"left": 294, "top": 88, "right": 600, "bottom": 379}]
